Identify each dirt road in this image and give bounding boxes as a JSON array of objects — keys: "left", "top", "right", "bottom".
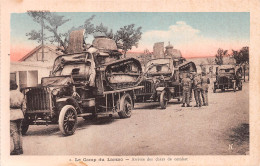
[{"left": 20, "top": 81, "right": 249, "bottom": 155}]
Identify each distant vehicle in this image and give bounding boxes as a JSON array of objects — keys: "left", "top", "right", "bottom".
[
  {"left": 21, "top": 35, "right": 143, "bottom": 136},
  {"left": 135, "top": 58, "right": 197, "bottom": 109},
  {"left": 213, "top": 65, "right": 243, "bottom": 92}
]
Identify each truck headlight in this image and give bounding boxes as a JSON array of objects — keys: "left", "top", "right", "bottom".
[{"left": 52, "top": 89, "right": 59, "bottom": 96}]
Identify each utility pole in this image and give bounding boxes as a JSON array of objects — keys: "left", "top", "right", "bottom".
[{"left": 41, "top": 12, "right": 44, "bottom": 62}]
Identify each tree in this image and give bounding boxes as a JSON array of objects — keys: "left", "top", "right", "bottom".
[
  {"left": 114, "top": 24, "right": 142, "bottom": 57},
  {"left": 94, "top": 23, "right": 113, "bottom": 39},
  {"left": 26, "top": 12, "right": 70, "bottom": 52},
  {"left": 206, "top": 58, "right": 215, "bottom": 65},
  {"left": 231, "top": 46, "right": 249, "bottom": 81},
  {"left": 239, "top": 47, "right": 249, "bottom": 81},
  {"left": 215, "top": 48, "right": 228, "bottom": 65},
  {"left": 206, "top": 58, "right": 215, "bottom": 77},
  {"left": 66, "top": 15, "right": 96, "bottom": 42},
  {"left": 26, "top": 12, "right": 96, "bottom": 53},
  {"left": 231, "top": 46, "right": 249, "bottom": 65},
  {"left": 139, "top": 49, "right": 152, "bottom": 66}
]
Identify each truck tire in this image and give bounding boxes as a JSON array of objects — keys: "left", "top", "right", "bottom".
[
  {"left": 238, "top": 86, "right": 242, "bottom": 90},
  {"left": 58, "top": 105, "right": 78, "bottom": 136},
  {"left": 118, "top": 93, "right": 133, "bottom": 118},
  {"left": 238, "top": 82, "right": 242, "bottom": 90},
  {"left": 233, "top": 82, "right": 236, "bottom": 92},
  {"left": 160, "top": 90, "right": 168, "bottom": 109}
]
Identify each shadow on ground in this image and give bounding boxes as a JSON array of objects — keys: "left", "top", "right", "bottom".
[
  {"left": 227, "top": 123, "right": 249, "bottom": 155},
  {"left": 228, "top": 123, "right": 249, "bottom": 145},
  {"left": 24, "top": 115, "right": 119, "bottom": 136}
]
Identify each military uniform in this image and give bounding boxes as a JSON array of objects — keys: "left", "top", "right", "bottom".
[
  {"left": 181, "top": 74, "right": 192, "bottom": 107},
  {"left": 193, "top": 74, "right": 202, "bottom": 107},
  {"left": 201, "top": 73, "right": 210, "bottom": 106},
  {"left": 189, "top": 73, "right": 194, "bottom": 102},
  {"left": 10, "top": 88, "right": 25, "bottom": 155}
]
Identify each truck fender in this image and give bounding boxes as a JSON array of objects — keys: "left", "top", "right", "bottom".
[
  {"left": 156, "top": 87, "right": 166, "bottom": 94},
  {"left": 56, "top": 97, "right": 82, "bottom": 114}
]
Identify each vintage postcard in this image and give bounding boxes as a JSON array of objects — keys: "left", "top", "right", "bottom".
[{"left": 1, "top": 0, "right": 260, "bottom": 166}]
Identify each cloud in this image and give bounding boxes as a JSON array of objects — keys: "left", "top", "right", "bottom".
[
  {"left": 140, "top": 21, "right": 200, "bottom": 45},
  {"left": 133, "top": 21, "right": 249, "bottom": 58}
]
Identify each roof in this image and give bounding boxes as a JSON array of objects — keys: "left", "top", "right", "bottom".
[{"left": 19, "top": 44, "right": 63, "bottom": 61}]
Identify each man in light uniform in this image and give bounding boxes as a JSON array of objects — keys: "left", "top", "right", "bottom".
[
  {"left": 181, "top": 73, "right": 192, "bottom": 107},
  {"left": 201, "top": 72, "right": 210, "bottom": 106},
  {"left": 193, "top": 73, "right": 202, "bottom": 107}
]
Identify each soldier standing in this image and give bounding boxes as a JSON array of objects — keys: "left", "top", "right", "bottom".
[
  {"left": 181, "top": 73, "right": 192, "bottom": 107},
  {"left": 201, "top": 72, "right": 210, "bottom": 106},
  {"left": 10, "top": 80, "right": 25, "bottom": 155},
  {"left": 193, "top": 73, "right": 202, "bottom": 107},
  {"left": 189, "top": 72, "right": 194, "bottom": 102}
]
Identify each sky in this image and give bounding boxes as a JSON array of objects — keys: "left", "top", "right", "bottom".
[{"left": 10, "top": 12, "right": 250, "bottom": 61}]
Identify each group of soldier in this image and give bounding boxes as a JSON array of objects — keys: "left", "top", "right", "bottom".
[{"left": 181, "top": 72, "right": 210, "bottom": 107}]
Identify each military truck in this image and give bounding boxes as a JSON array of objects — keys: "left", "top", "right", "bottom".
[
  {"left": 21, "top": 30, "right": 143, "bottom": 136},
  {"left": 135, "top": 58, "right": 197, "bottom": 109},
  {"left": 213, "top": 65, "right": 243, "bottom": 92}
]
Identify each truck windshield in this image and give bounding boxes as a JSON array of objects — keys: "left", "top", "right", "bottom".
[
  {"left": 219, "top": 68, "right": 235, "bottom": 74},
  {"left": 146, "top": 64, "right": 171, "bottom": 73},
  {"left": 145, "top": 59, "right": 172, "bottom": 74}
]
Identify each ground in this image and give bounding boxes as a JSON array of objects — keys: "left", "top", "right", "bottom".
[{"left": 17, "top": 80, "right": 249, "bottom": 155}]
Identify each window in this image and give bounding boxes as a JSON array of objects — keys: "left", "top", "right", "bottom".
[{"left": 10, "top": 72, "right": 16, "bottom": 83}]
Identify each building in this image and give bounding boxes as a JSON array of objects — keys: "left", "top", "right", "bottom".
[
  {"left": 10, "top": 44, "right": 63, "bottom": 89},
  {"left": 19, "top": 44, "right": 63, "bottom": 63}
]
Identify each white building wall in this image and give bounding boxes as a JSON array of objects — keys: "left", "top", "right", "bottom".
[{"left": 11, "top": 62, "right": 52, "bottom": 89}]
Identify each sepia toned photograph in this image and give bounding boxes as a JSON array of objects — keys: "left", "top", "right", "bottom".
[
  {"left": 1, "top": 1, "right": 260, "bottom": 166},
  {"left": 9, "top": 12, "right": 249, "bottom": 156}
]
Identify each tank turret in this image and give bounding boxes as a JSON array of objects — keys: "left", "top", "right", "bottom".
[{"left": 165, "top": 42, "right": 182, "bottom": 59}]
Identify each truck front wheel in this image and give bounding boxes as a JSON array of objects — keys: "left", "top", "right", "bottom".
[
  {"left": 118, "top": 93, "right": 133, "bottom": 118},
  {"left": 58, "top": 105, "right": 78, "bottom": 136},
  {"left": 160, "top": 90, "right": 168, "bottom": 109}
]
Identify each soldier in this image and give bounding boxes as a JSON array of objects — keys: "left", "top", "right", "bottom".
[
  {"left": 181, "top": 73, "right": 192, "bottom": 107},
  {"left": 10, "top": 80, "right": 25, "bottom": 155},
  {"left": 201, "top": 72, "right": 210, "bottom": 106},
  {"left": 189, "top": 72, "right": 194, "bottom": 102},
  {"left": 193, "top": 73, "right": 202, "bottom": 107}
]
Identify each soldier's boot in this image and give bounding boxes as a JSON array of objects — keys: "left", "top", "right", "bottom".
[
  {"left": 10, "top": 149, "right": 20, "bottom": 155},
  {"left": 181, "top": 104, "right": 185, "bottom": 107},
  {"left": 19, "top": 148, "right": 23, "bottom": 154}
]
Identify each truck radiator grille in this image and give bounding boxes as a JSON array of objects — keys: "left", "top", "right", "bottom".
[
  {"left": 136, "top": 81, "right": 152, "bottom": 94},
  {"left": 25, "top": 87, "right": 51, "bottom": 111},
  {"left": 219, "top": 77, "right": 229, "bottom": 84}
]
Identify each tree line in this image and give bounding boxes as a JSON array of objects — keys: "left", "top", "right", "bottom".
[
  {"left": 26, "top": 12, "right": 142, "bottom": 57},
  {"left": 215, "top": 47, "right": 249, "bottom": 65}
]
